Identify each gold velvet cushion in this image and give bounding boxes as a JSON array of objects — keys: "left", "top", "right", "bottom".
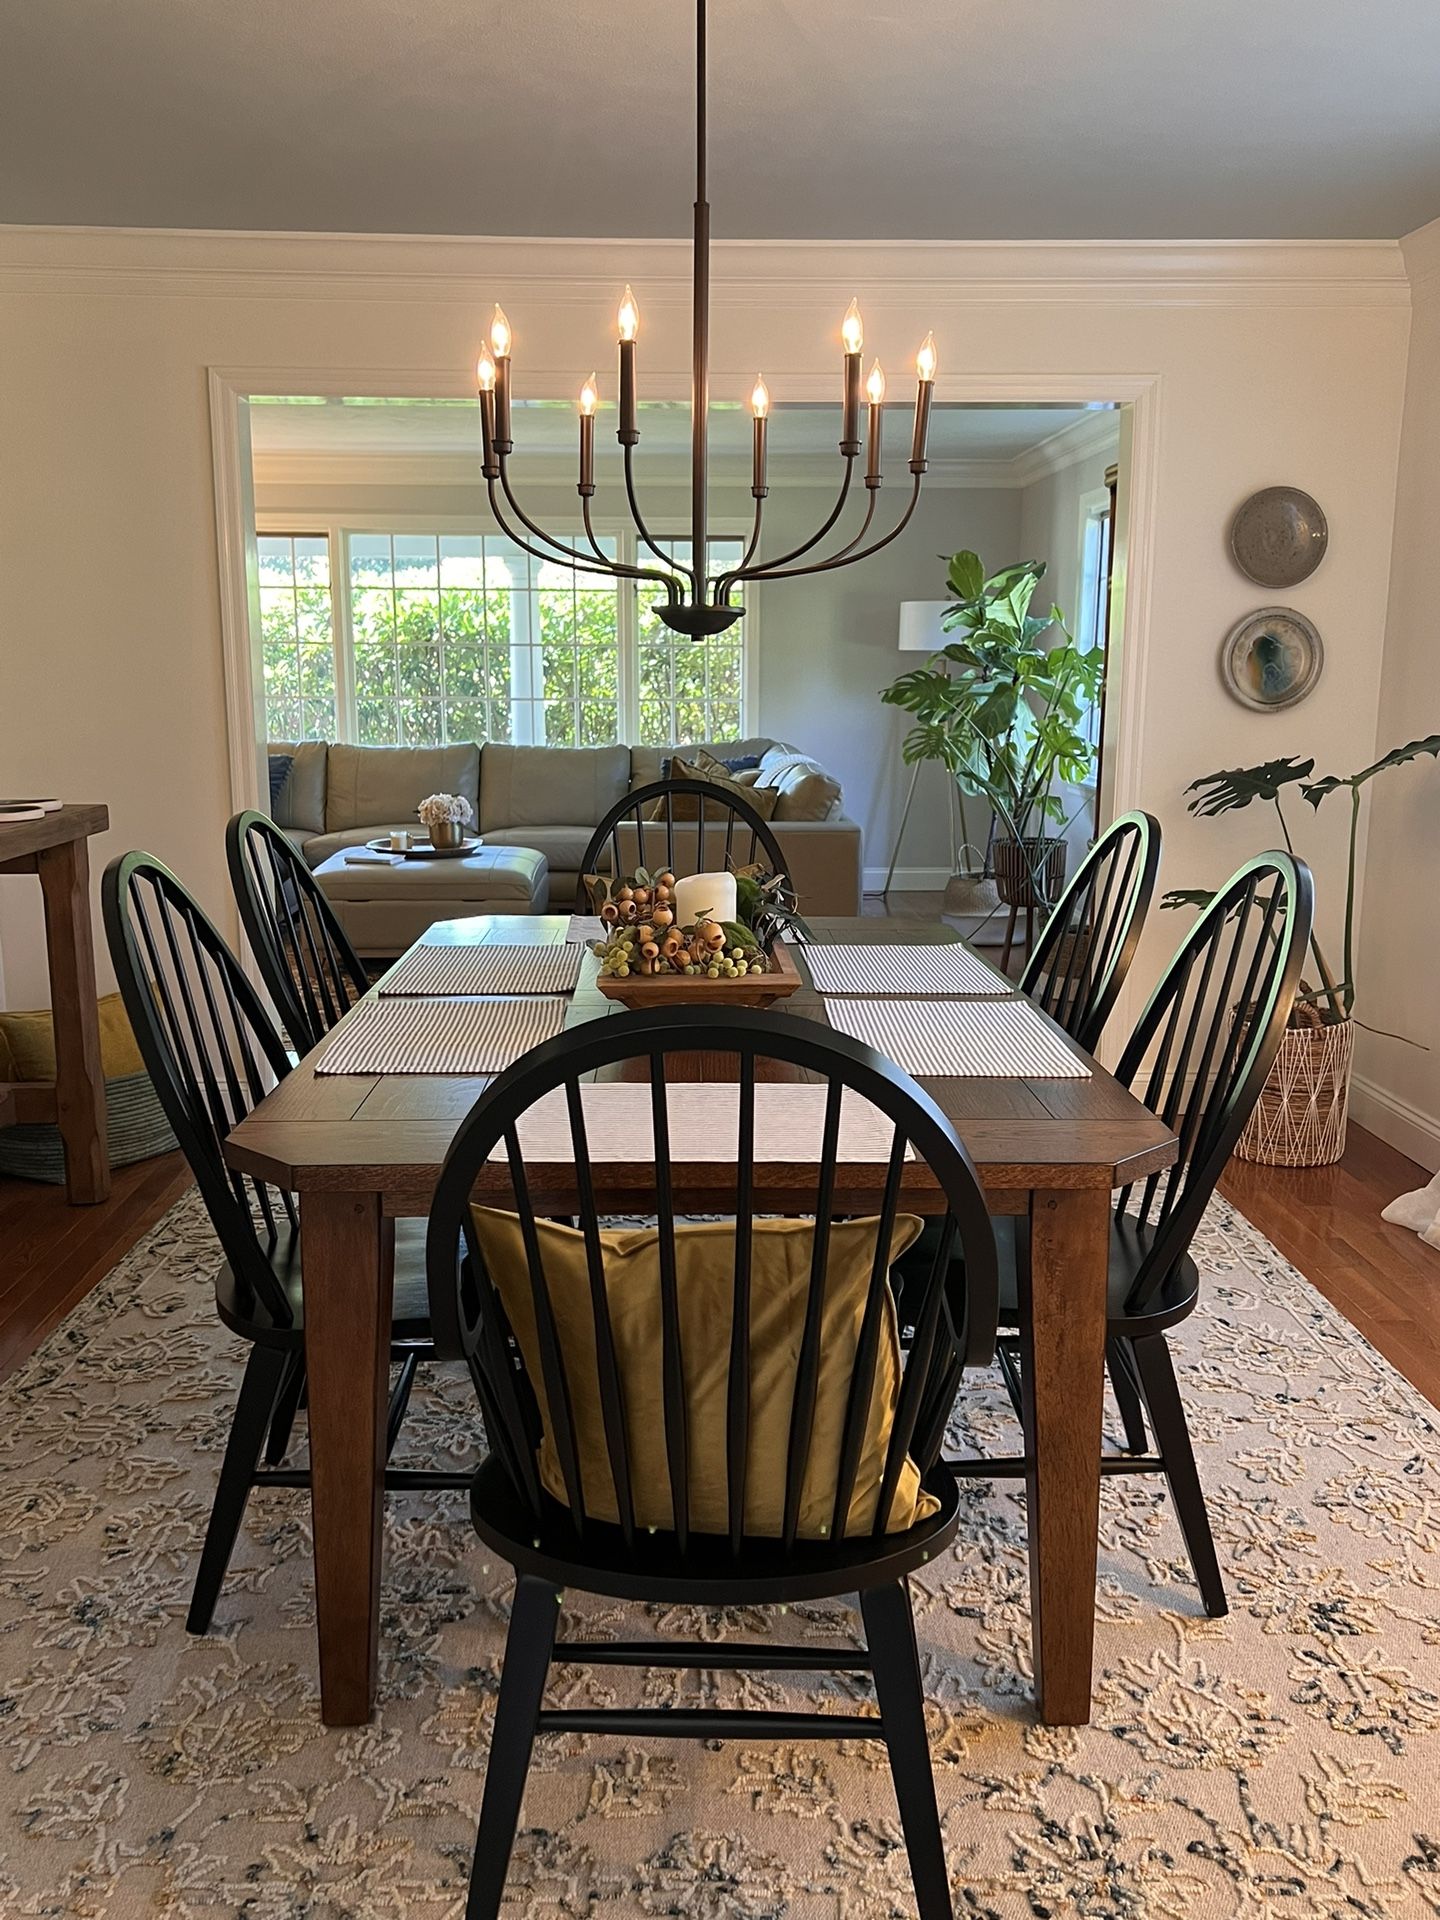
[
  {"left": 648, "top": 754, "right": 780, "bottom": 823},
  {"left": 469, "top": 1208, "right": 936, "bottom": 1539},
  {"left": 0, "top": 992, "right": 145, "bottom": 1083}
]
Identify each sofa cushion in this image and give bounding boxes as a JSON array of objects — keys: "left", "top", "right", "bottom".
[
  {"left": 629, "top": 737, "right": 776, "bottom": 789},
  {"left": 268, "top": 741, "right": 328, "bottom": 835},
  {"left": 480, "top": 744, "right": 630, "bottom": 832},
  {"left": 325, "top": 743, "right": 479, "bottom": 834},
  {"left": 480, "top": 824, "right": 594, "bottom": 874},
  {"left": 756, "top": 749, "right": 844, "bottom": 822},
  {"left": 649, "top": 754, "right": 780, "bottom": 822}
]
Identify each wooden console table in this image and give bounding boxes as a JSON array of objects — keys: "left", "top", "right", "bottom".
[{"left": 0, "top": 804, "right": 110, "bottom": 1204}]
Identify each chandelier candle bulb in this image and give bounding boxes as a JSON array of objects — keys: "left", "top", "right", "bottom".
[
  {"left": 617, "top": 286, "right": 640, "bottom": 445},
  {"left": 490, "top": 306, "right": 514, "bottom": 451},
  {"left": 578, "top": 374, "right": 598, "bottom": 496},
  {"left": 476, "top": 351, "right": 500, "bottom": 479},
  {"left": 671, "top": 870, "right": 738, "bottom": 931},
  {"left": 865, "top": 360, "right": 886, "bottom": 488},
  {"left": 750, "top": 376, "right": 770, "bottom": 497},
  {"left": 909, "top": 338, "right": 937, "bottom": 474}
]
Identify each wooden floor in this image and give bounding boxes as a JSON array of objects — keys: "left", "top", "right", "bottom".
[{"left": 1, "top": 888, "right": 1437, "bottom": 1406}]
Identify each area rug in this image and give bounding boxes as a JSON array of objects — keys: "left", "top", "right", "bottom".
[{"left": 1, "top": 1189, "right": 1438, "bottom": 1918}]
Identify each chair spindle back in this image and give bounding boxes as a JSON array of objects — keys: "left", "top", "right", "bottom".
[{"left": 579, "top": 779, "right": 791, "bottom": 899}]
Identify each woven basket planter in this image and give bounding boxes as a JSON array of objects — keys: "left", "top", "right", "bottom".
[
  {"left": 1235, "top": 1016, "right": 1354, "bottom": 1167},
  {"left": 0, "top": 1071, "right": 176, "bottom": 1184},
  {"left": 993, "top": 836, "right": 1067, "bottom": 911}
]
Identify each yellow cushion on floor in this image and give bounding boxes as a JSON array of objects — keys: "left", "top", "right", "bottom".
[
  {"left": 469, "top": 1208, "right": 934, "bottom": 1539},
  {"left": 0, "top": 992, "right": 145, "bottom": 1082}
]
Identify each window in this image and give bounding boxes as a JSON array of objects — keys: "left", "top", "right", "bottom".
[
  {"left": 1075, "top": 497, "right": 1113, "bottom": 749},
  {"left": 256, "top": 525, "right": 749, "bottom": 750},
  {"left": 257, "top": 535, "right": 336, "bottom": 742}
]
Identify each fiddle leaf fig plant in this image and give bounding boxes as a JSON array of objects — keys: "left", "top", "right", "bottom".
[
  {"left": 880, "top": 552, "right": 1104, "bottom": 862},
  {"left": 1163, "top": 733, "right": 1440, "bottom": 1032}
]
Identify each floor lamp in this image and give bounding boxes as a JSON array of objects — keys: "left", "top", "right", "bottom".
[{"left": 882, "top": 600, "right": 972, "bottom": 895}]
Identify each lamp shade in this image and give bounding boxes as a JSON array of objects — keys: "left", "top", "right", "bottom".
[{"left": 896, "top": 600, "right": 952, "bottom": 652}]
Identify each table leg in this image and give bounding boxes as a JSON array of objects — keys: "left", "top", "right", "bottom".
[
  {"left": 1017, "top": 1184, "right": 1110, "bottom": 1725},
  {"left": 37, "top": 837, "right": 108, "bottom": 1204},
  {"left": 302, "top": 1189, "right": 394, "bottom": 1725}
]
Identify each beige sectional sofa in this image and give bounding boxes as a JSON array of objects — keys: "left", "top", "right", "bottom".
[{"left": 268, "top": 737, "right": 862, "bottom": 919}]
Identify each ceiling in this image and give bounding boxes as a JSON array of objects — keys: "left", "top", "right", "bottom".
[
  {"left": 248, "top": 399, "right": 1112, "bottom": 467},
  {"left": 3, "top": 1, "right": 1439, "bottom": 240}
]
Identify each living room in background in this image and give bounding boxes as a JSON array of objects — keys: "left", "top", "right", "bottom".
[{"left": 254, "top": 518, "right": 747, "bottom": 751}]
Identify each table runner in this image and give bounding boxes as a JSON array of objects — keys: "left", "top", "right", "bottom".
[
  {"left": 826, "top": 997, "right": 1090, "bottom": 1077},
  {"left": 486, "top": 1082, "right": 914, "bottom": 1164},
  {"left": 802, "top": 941, "right": 1011, "bottom": 998},
  {"left": 378, "top": 943, "right": 583, "bottom": 997},
  {"left": 315, "top": 997, "right": 568, "bottom": 1075}
]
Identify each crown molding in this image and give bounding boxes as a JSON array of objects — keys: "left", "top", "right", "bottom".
[
  {"left": 1008, "top": 409, "right": 1122, "bottom": 487},
  {"left": 0, "top": 224, "right": 1410, "bottom": 308},
  {"left": 1402, "top": 215, "right": 1440, "bottom": 297}
]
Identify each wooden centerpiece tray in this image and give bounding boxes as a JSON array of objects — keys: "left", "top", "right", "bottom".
[{"left": 593, "top": 936, "right": 803, "bottom": 1008}]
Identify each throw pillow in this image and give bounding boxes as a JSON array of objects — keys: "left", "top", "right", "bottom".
[
  {"left": 469, "top": 1208, "right": 935, "bottom": 1539},
  {"left": 648, "top": 754, "right": 780, "bottom": 822},
  {"left": 0, "top": 992, "right": 145, "bottom": 1082},
  {"left": 268, "top": 753, "right": 294, "bottom": 814},
  {"left": 755, "top": 753, "right": 843, "bottom": 822}
]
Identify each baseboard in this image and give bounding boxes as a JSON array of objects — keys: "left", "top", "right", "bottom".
[
  {"left": 861, "top": 866, "right": 955, "bottom": 892},
  {"left": 1349, "top": 1073, "right": 1440, "bottom": 1175}
]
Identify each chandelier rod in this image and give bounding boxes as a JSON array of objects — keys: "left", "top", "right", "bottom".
[{"left": 690, "top": 0, "right": 710, "bottom": 595}]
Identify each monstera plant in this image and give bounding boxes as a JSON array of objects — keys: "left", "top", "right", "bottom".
[
  {"left": 1164, "top": 735, "right": 1440, "bottom": 1167},
  {"left": 880, "top": 551, "right": 1103, "bottom": 909}
]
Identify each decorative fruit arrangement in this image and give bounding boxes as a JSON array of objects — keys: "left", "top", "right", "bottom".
[{"left": 586, "top": 867, "right": 772, "bottom": 980}]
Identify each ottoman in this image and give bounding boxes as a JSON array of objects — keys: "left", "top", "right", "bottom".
[{"left": 313, "top": 844, "right": 549, "bottom": 957}]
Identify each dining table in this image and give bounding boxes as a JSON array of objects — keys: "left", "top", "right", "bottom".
[{"left": 223, "top": 911, "right": 1177, "bottom": 1730}]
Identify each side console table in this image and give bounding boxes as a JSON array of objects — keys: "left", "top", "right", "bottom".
[{"left": 0, "top": 804, "right": 110, "bottom": 1203}]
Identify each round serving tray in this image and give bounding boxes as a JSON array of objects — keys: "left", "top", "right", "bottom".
[
  {"left": 1229, "top": 486, "right": 1328, "bottom": 588},
  {"left": 365, "top": 835, "right": 479, "bottom": 860}
]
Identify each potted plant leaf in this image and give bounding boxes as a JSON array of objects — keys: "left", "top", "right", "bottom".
[
  {"left": 1165, "top": 736, "right": 1440, "bottom": 1166},
  {"left": 881, "top": 551, "right": 1104, "bottom": 919}
]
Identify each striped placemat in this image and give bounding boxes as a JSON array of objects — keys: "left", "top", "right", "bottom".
[
  {"left": 315, "top": 997, "right": 568, "bottom": 1075},
  {"left": 826, "top": 997, "right": 1090, "bottom": 1078},
  {"left": 378, "top": 942, "right": 583, "bottom": 997},
  {"left": 802, "top": 941, "right": 1010, "bottom": 998}
]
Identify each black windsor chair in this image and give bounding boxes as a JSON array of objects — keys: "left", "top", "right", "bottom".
[
  {"left": 579, "top": 777, "right": 790, "bottom": 895},
  {"left": 425, "top": 1004, "right": 1002, "bottom": 1920}
]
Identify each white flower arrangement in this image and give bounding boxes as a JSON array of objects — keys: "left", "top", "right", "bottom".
[{"left": 416, "top": 792, "right": 473, "bottom": 830}]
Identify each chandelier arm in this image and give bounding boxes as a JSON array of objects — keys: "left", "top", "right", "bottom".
[
  {"left": 582, "top": 497, "right": 684, "bottom": 604},
  {"left": 734, "top": 495, "right": 765, "bottom": 575},
  {"left": 726, "top": 474, "right": 923, "bottom": 585},
  {"left": 485, "top": 476, "right": 630, "bottom": 584},
  {"left": 496, "top": 458, "right": 618, "bottom": 573},
  {"left": 717, "top": 454, "right": 856, "bottom": 594},
  {"left": 624, "top": 444, "right": 698, "bottom": 591},
  {"left": 717, "top": 486, "right": 877, "bottom": 607}
]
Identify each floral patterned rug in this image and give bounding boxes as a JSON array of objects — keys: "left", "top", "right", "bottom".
[{"left": 1, "top": 1187, "right": 1438, "bottom": 1918}]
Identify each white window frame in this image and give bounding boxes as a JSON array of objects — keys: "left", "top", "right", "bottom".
[
  {"left": 1075, "top": 486, "right": 1113, "bottom": 749},
  {"left": 254, "top": 509, "right": 755, "bottom": 748}
]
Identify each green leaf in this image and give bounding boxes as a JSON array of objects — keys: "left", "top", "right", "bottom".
[
  {"left": 947, "top": 550, "right": 985, "bottom": 600},
  {"left": 1184, "top": 757, "right": 1315, "bottom": 816},
  {"left": 1300, "top": 733, "right": 1440, "bottom": 807}
]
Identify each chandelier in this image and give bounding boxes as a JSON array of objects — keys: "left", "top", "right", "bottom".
[{"left": 474, "top": 0, "right": 938, "bottom": 639}]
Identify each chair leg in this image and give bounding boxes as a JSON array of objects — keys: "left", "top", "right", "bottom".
[
  {"left": 465, "top": 1574, "right": 560, "bottom": 1920},
  {"left": 187, "top": 1345, "right": 291, "bottom": 1634},
  {"left": 859, "top": 1581, "right": 953, "bottom": 1920},
  {"left": 385, "top": 1351, "right": 420, "bottom": 1462},
  {"left": 1106, "top": 1338, "right": 1149, "bottom": 1454},
  {"left": 1000, "top": 905, "right": 1019, "bottom": 973},
  {"left": 264, "top": 1353, "right": 307, "bottom": 1467},
  {"left": 1129, "top": 1334, "right": 1228, "bottom": 1618}
]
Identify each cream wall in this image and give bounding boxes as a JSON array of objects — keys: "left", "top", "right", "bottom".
[
  {"left": 0, "top": 229, "right": 1413, "bottom": 1020},
  {"left": 1353, "top": 216, "right": 1440, "bottom": 1169},
  {"left": 253, "top": 464, "right": 1024, "bottom": 885}
]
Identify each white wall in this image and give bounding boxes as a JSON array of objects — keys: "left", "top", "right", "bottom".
[
  {"left": 1353, "top": 216, "right": 1440, "bottom": 1169},
  {"left": 253, "top": 463, "right": 1024, "bottom": 886},
  {"left": 0, "top": 229, "right": 1412, "bottom": 1020}
]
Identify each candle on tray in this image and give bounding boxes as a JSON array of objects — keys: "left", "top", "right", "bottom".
[{"left": 672, "top": 871, "right": 737, "bottom": 929}]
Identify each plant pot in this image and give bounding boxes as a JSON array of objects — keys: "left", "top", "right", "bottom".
[
  {"left": 426, "top": 820, "right": 464, "bottom": 850},
  {"left": 993, "top": 836, "right": 1067, "bottom": 911},
  {"left": 1235, "top": 1015, "right": 1354, "bottom": 1167}
]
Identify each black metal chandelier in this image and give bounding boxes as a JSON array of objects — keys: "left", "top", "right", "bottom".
[{"left": 474, "top": 0, "right": 938, "bottom": 640}]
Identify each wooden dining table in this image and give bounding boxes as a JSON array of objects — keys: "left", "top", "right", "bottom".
[{"left": 224, "top": 912, "right": 1176, "bottom": 1730}]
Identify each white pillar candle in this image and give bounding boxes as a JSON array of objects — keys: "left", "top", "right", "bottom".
[{"left": 672, "top": 870, "right": 737, "bottom": 929}]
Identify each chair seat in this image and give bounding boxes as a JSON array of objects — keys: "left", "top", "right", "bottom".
[
  {"left": 988, "top": 1210, "right": 1201, "bottom": 1336},
  {"left": 215, "top": 1217, "right": 437, "bottom": 1350},
  {"left": 468, "top": 1454, "right": 964, "bottom": 1607}
]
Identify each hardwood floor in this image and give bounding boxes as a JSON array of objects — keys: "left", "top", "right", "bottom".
[
  {"left": 1220, "top": 1127, "right": 1440, "bottom": 1408},
  {"left": 0, "top": 1151, "right": 191, "bottom": 1381},
  {"left": 0, "top": 887, "right": 1436, "bottom": 1409}
]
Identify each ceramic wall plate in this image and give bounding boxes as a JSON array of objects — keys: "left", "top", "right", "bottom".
[
  {"left": 1220, "top": 606, "right": 1324, "bottom": 711},
  {"left": 1229, "top": 486, "right": 1328, "bottom": 588}
]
